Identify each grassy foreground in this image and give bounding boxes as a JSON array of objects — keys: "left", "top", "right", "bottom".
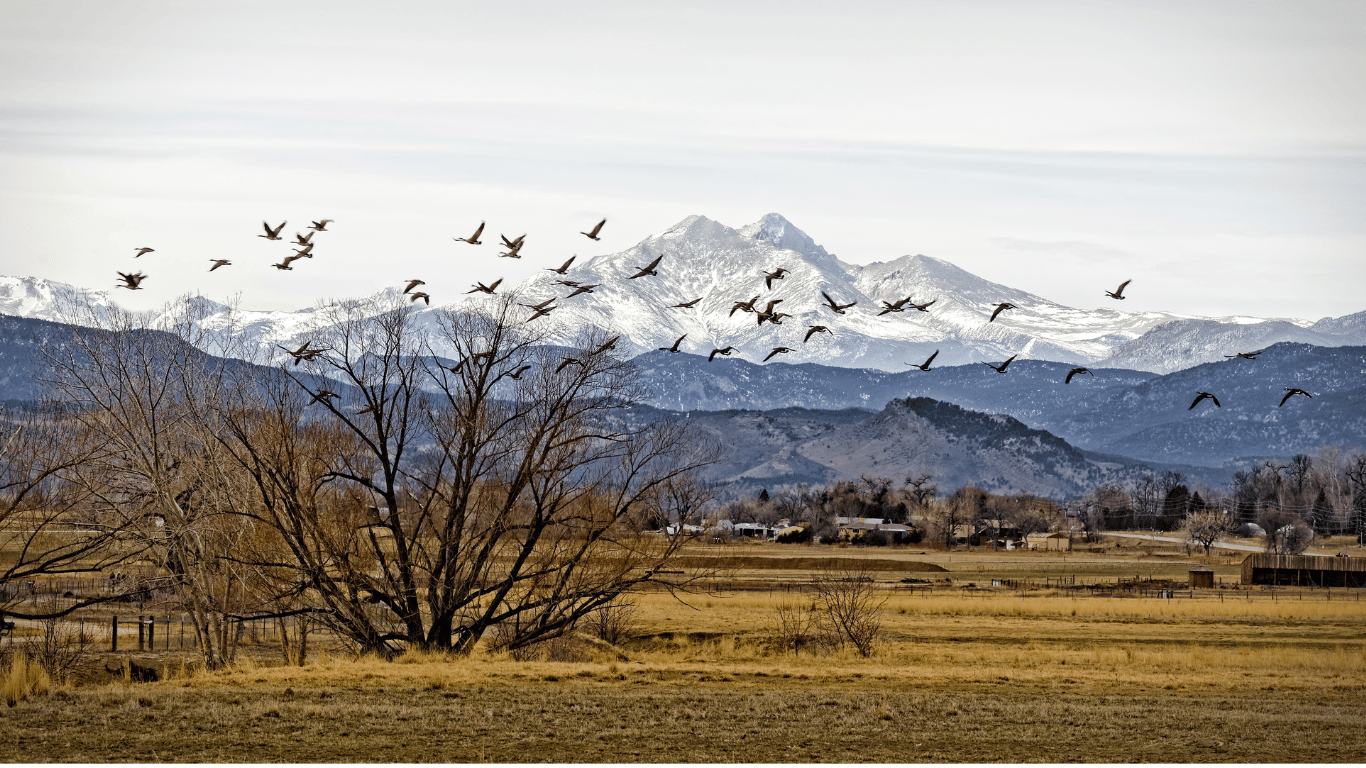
[{"left": 2, "top": 589, "right": 1364, "bottom": 763}]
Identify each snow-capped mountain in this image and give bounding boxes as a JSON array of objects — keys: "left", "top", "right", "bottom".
[{"left": 3, "top": 213, "right": 1364, "bottom": 372}]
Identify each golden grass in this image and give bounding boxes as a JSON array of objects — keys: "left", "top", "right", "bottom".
[{"left": 2, "top": 652, "right": 51, "bottom": 707}]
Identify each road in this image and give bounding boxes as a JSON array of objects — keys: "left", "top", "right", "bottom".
[{"left": 1103, "top": 531, "right": 1317, "bottom": 555}]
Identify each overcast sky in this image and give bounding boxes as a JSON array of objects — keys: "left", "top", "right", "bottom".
[{"left": 2, "top": 0, "right": 1364, "bottom": 319}]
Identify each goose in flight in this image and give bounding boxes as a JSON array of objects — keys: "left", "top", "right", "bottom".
[
  {"left": 403, "top": 279, "right": 425, "bottom": 294},
  {"left": 1189, "top": 392, "right": 1221, "bottom": 410},
  {"left": 357, "top": 403, "right": 377, "bottom": 415},
  {"left": 116, "top": 271, "right": 146, "bottom": 290},
  {"left": 279, "top": 342, "right": 324, "bottom": 365},
  {"left": 259, "top": 221, "right": 287, "bottom": 240},
  {"left": 708, "top": 346, "right": 737, "bottom": 362},
  {"left": 821, "top": 292, "right": 856, "bottom": 314},
  {"left": 1105, "top": 279, "right": 1132, "bottom": 300},
  {"left": 522, "top": 297, "right": 555, "bottom": 311},
  {"left": 764, "top": 267, "right": 788, "bottom": 290},
  {"left": 556, "top": 357, "right": 584, "bottom": 373},
  {"left": 410, "top": 292, "right": 430, "bottom": 305},
  {"left": 133, "top": 247, "right": 155, "bottom": 258},
  {"left": 466, "top": 278, "right": 503, "bottom": 294},
  {"left": 982, "top": 354, "right": 1017, "bottom": 373},
  {"left": 547, "top": 255, "right": 576, "bottom": 274},
  {"left": 307, "top": 219, "right": 333, "bottom": 232},
  {"left": 1279, "top": 388, "right": 1311, "bottom": 407},
  {"left": 907, "top": 350, "right": 939, "bottom": 371},
  {"left": 730, "top": 295, "right": 760, "bottom": 316},
  {"left": 628, "top": 254, "right": 664, "bottom": 279},
  {"left": 308, "top": 389, "right": 339, "bottom": 404},
  {"left": 293, "top": 232, "right": 315, "bottom": 247},
  {"left": 763, "top": 347, "right": 794, "bottom": 362},
  {"left": 754, "top": 299, "right": 784, "bottom": 324},
  {"left": 592, "top": 336, "right": 620, "bottom": 355},
  {"left": 506, "top": 365, "right": 532, "bottom": 380},
  {"left": 454, "top": 222, "right": 485, "bottom": 245},
  {"left": 527, "top": 305, "right": 555, "bottom": 320},
  {"left": 291, "top": 243, "right": 314, "bottom": 258},
  {"left": 804, "top": 325, "right": 832, "bottom": 343},
  {"left": 764, "top": 312, "right": 792, "bottom": 325},
  {"left": 564, "top": 283, "right": 600, "bottom": 298},
  {"left": 500, "top": 233, "right": 525, "bottom": 250},
  {"left": 658, "top": 334, "right": 687, "bottom": 353},
  {"left": 498, "top": 242, "right": 524, "bottom": 259},
  {"left": 273, "top": 253, "right": 305, "bottom": 270},
  {"left": 1065, "top": 367, "right": 1093, "bottom": 384},
  {"left": 672, "top": 297, "right": 703, "bottom": 308},
  {"left": 989, "top": 303, "right": 1016, "bottom": 322},
  {"left": 555, "top": 279, "right": 580, "bottom": 287},
  {"left": 208, "top": 259, "right": 231, "bottom": 272},
  {"left": 581, "top": 218, "right": 606, "bottom": 240},
  {"left": 878, "top": 297, "right": 911, "bottom": 316},
  {"left": 908, "top": 299, "right": 937, "bottom": 312},
  {"left": 1224, "top": 351, "right": 1263, "bottom": 360}
]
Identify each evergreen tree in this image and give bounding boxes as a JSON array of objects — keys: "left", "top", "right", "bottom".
[{"left": 1311, "top": 488, "right": 1334, "bottom": 535}]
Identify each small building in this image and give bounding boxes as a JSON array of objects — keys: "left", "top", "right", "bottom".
[
  {"left": 1026, "top": 532, "right": 1072, "bottom": 552},
  {"left": 1241, "top": 553, "right": 1366, "bottom": 587},
  {"left": 1188, "top": 566, "right": 1215, "bottom": 589}
]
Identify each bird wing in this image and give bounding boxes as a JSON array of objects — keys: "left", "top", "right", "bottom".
[
  {"left": 989, "top": 304, "right": 1007, "bottom": 322},
  {"left": 804, "top": 327, "right": 817, "bottom": 342},
  {"left": 1066, "top": 369, "right": 1077, "bottom": 384},
  {"left": 821, "top": 292, "right": 837, "bottom": 308},
  {"left": 1116, "top": 279, "right": 1131, "bottom": 294},
  {"left": 1002, "top": 354, "right": 1017, "bottom": 369},
  {"left": 588, "top": 219, "right": 606, "bottom": 237},
  {"left": 1278, "top": 391, "right": 1293, "bottom": 407}
]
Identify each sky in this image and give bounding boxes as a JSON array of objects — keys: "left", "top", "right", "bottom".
[{"left": 1, "top": 0, "right": 1364, "bottom": 320}]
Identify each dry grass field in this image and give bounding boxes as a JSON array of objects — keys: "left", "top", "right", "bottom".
[{"left": 2, "top": 539, "right": 1365, "bottom": 762}]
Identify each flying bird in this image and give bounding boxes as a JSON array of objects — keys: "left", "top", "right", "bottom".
[
  {"left": 628, "top": 254, "right": 663, "bottom": 279},
  {"left": 279, "top": 342, "right": 324, "bottom": 365},
  {"left": 454, "top": 222, "right": 485, "bottom": 245},
  {"left": 730, "top": 295, "right": 760, "bottom": 316},
  {"left": 273, "top": 253, "right": 305, "bottom": 270},
  {"left": 982, "top": 354, "right": 1017, "bottom": 374},
  {"left": 116, "top": 271, "right": 146, "bottom": 290},
  {"left": 1224, "top": 351, "right": 1263, "bottom": 360},
  {"left": 907, "top": 299, "right": 937, "bottom": 312},
  {"left": 821, "top": 292, "right": 857, "bottom": 314},
  {"left": 505, "top": 365, "right": 532, "bottom": 380},
  {"left": 581, "top": 219, "right": 606, "bottom": 240},
  {"left": 754, "top": 299, "right": 784, "bottom": 324},
  {"left": 133, "top": 247, "right": 155, "bottom": 258},
  {"left": 522, "top": 297, "right": 555, "bottom": 311},
  {"left": 708, "top": 346, "right": 737, "bottom": 362},
  {"left": 764, "top": 312, "right": 792, "bottom": 325},
  {"left": 402, "top": 279, "right": 425, "bottom": 294},
  {"left": 555, "top": 279, "right": 580, "bottom": 287},
  {"left": 658, "top": 335, "right": 687, "bottom": 353},
  {"left": 1279, "top": 388, "right": 1312, "bottom": 407},
  {"left": 989, "top": 303, "right": 1016, "bottom": 322},
  {"left": 410, "top": 292, "right": 430, "bottom": 305},
  {"left": 1189, "top": 392, "right": 1221, "bottom": 410},
  {"left": 500, "top": 233, "right": 525, "bottom": 249},
  {"left": 291, "top": 243, "right": 314, "bottom": 258},
  {"left": 547, "top": 255, "right": 576, "bottom": 274},
  {"left": 763, "top": 347, "right": 794, "bottom": 362},
  {"left": 466, "top": 279, "right": 502, "bottom": 295},
  {"left": 208, "top": 259, "right": 231, "bottom": 272},
  {"left": 804, "top": 325, "right": 832, "bottom": 343},
  {"left": 907, "top": 350, "right": 939, "bottom": 371},
  {"left": 259, "top": 221, "right": 286, "bottom": 240},
  {"left": 498, "top": 242, "right": 524, "bottom": 259},
  {"left": 309, "top": 389, "right": 339, "bottom": 404},
  {"left": 564, "top": 283, "right": 600, "bottom": 298},
  {"left": 878, "top": 297, "right": 911, "bottom": 316},
  {"left": 1105, "top": 279, "right": 1132, "bottom": 300},
  {"left": 308, "top": 219, "right": 333, "bottom": 232},
  {"left": 293, "top": 232, "right": 315, "bottom": 246},
  {"left": 592, "top": 336, "right": 620, "bottom": 355},
  {"left": 672, "top": 297, "right": 703, "bottom": 308},
  {"left": 764, "top": 267, "right": 788, "bottom": 290},
  {"left": 556, "top": 357, "right": 584, "bottom": 373},
  {"left": 527, "top": 305, "right": 555, "bottom": 320},
  {"left": 357, "top": 403, "right": 377, "bottom": 415},
  {"left": 1065, "top": 367, "right": 1093, "bottom": 384}
]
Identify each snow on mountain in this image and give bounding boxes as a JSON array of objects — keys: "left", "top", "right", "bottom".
[
  {"left": 3, "top": 213, "right": 1364, "bottom": 373},
  {"left": 0, "top": 276, "right": 114, "bottom": 322}
]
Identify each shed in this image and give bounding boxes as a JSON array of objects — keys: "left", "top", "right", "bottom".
[
  {"left": 1026, "top": 532, "right": 1072, "bottom": 552},
  {"left": 1188, "top": 566, "right": 1214, "bottom": 589},
  {"left": 1241, "top": 553, "right": 1366, "bottom": 587}
]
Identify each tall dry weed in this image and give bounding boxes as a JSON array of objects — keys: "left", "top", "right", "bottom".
[{"left": 3, "top": 651, "right": 52, "bottom": 707}]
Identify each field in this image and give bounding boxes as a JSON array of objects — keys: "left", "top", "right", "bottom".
[{"left": 2, "top": 537, "right": 1365, "bottom": 762}]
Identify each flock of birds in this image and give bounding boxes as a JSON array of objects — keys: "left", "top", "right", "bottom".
[{"left": 117, "top": 218, "right": 1313, "bottom": 414}]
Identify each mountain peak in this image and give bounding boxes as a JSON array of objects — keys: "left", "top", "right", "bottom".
[{"left": 738, "top": 213, "right": 840, "bottom": 270}]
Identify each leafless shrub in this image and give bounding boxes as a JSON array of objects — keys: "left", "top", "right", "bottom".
[
  {"left": 770, "top": 589, "right": 833, "bottom": 656},
  {"left": 811, "top": 562, "right": 887, "bottom": 657},
  {"left": 26, "top": 618, "right": 97, "bottom": 683},
  {"left": 582, "top": 599, "right": 638, "bottom": 647}
]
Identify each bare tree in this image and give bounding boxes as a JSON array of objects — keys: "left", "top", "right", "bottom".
[
  {"left": 1258, "top": 508, "right": 1313, "bottom": 555},
  {"left": 212, "top": 295, "right": 715, "bottom": 656},
  {"left": 1181, "top": 509, "right": 1233, "bottom": 555}
]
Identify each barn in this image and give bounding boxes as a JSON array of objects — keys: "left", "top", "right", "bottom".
[{"left": 1241, "top": 554, "right": 1366, "bottom": 587}]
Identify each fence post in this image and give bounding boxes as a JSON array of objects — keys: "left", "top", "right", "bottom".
[
  {"left": 111, "top": 615, "right": 118, "bottom": 652},
  {"left": 147, "top": 616, "right": 155, "bottom": 650},
  {"left": 137, "top": 615, "right": 145, "bottom": 651},
  {"left": 180, "top": 615, "right": 185, "bottom": 649}
]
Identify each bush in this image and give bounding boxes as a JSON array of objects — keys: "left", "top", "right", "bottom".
[{"left": 3, "top": 651, "right": 51, "bottom": 707}]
